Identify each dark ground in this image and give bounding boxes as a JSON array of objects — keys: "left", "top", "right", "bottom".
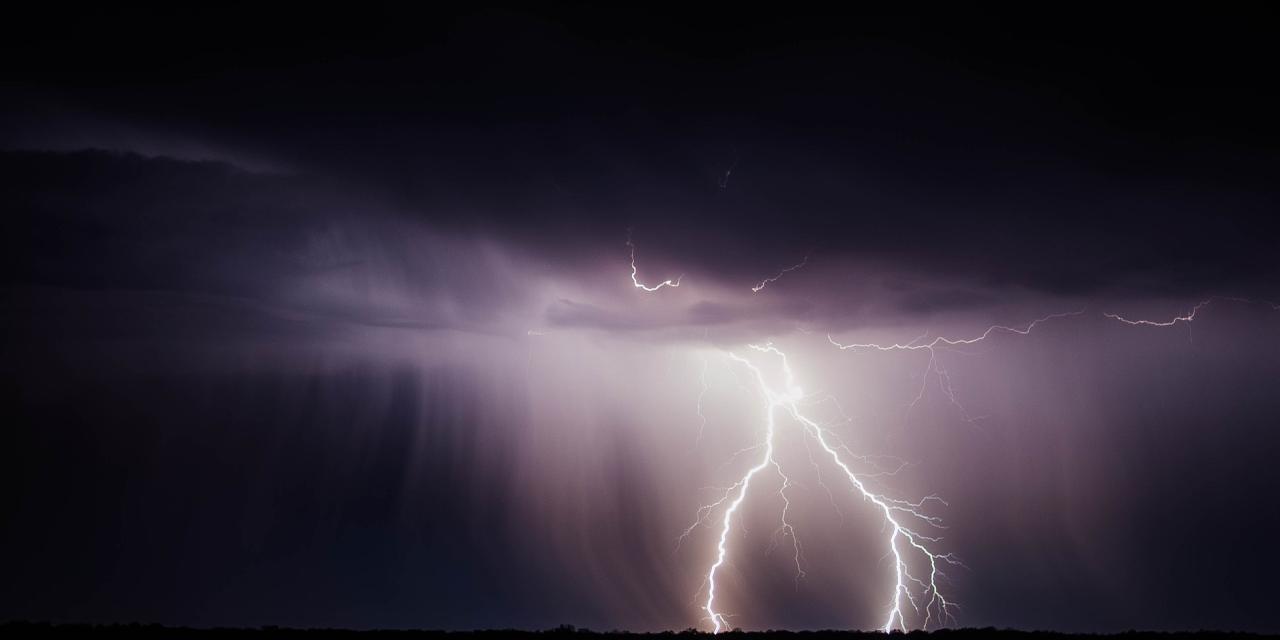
[{"left": 2, "top": 623, "right": 1274, "bottom": 640}]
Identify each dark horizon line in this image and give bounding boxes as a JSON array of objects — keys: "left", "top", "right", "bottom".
[{"left": 2, "top": 621, "right": 1273, "bottom": 638}]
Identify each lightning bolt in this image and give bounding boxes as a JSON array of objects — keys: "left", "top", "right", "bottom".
[
  {"left": 816, "top": 295, "right": 1279, "bottom": 436},
  {"left": 1102, "top": 295, "right": 1278, "bottom": 328},
  {"left": 751, "top": 255, "right": 810, "bottom": 293},
  {"left": 1103, "top": 298, "right": 1211, "bottom": 328},
  {"left": 628, "top": 229, "right": 683, "bottom": 292},
  {"left": 1101, "top": 296, "right": 1280, "bottom": 343},
  {"left": 827, "top": 310, "right": 1085, "bottom": 420},
  {"left": 690, "top": 345, "right": 958, "bottom": 633},
  {"left": 828, "top": 310, "right": 1085, "bottom": 353},
  {"left": 647, "top": 236, "right": 1275, "bottom": 635}
]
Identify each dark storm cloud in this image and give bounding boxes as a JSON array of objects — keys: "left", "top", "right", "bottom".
[
  {"left": 5, "top": 5, "right": 1280, "bottom": 634},
  {"left": 686, "top": 300, "right": 772, "bottom": 326},
  {"left": 1, "top": 150, "right": 305, "bottom": 292},
  {"left": 0, "top": 150, "right": 550, "bottom": 344},
  {"left": 0, "top": 150, "right": 1045, "bottom": 346},
  {"left": 894, "top": 288, "right": 999, "bottom": 315},
  {"left": 4, "top": 7, "right": 1278, "bottom": 303}
]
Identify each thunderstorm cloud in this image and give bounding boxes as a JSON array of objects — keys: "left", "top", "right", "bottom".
[{"left": 3, "top": 5, "right": 1280, "bottom": 634}]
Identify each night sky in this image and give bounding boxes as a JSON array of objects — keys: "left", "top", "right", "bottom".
[{"left": 4, "top": 5, "right": 1280, "bottom": 633}]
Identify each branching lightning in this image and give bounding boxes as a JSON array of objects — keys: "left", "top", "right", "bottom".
[
  {"left": 827, "top": 310, "right": 1085, "bottom": 353},
  {"left": 822, "top": 297, "right": 1273, "bottom": 424},
  {"left": 677, "top": 296, "right": 1279, "bottom": 631},
  {"left": 688, "top": 345, "right": 958, "bottom": 633},
  {"left": 1102, "top": 299, "right": 1211, "bottom": 327},
  {"left": 826, "top": 310, "right": 1085, "bottom": 420},
  {"left": 1102, "top": 295, "right": 1280, "bottom": 326},
  {"left": 632, "top": 220, "right": 1278, "bottom": 635},
  {"left": 1101, "top": 296, "right": 1278, "bottom": 346},
  {"left": 751, "top": 255, "right": 810, "bottom": 293}
]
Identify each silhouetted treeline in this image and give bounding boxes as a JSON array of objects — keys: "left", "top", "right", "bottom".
[{"left": 1, "top": 623, "right": 1272, "bottom": 640}]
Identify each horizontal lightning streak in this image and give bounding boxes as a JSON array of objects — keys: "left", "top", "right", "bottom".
[
  {"left": 1103, "top": 299, "right": 1212, "bottom": 327},
  {"left": 827, "top": 310, "right": 1086, "bottom": 353},
  {"left": 1103, "top": 296, "right": 1280, "bottom": 327},
  {"left": 827, "top": 310, "right": 1085, "bottom": 420}
]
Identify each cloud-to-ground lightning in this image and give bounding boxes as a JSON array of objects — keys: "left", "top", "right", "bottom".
[
  {"left": 751, "top": 255, "right": 810, "bottom": 293},
  {"left": 687, "top": 345, "right": 958, "bottom": 633},
  {"left": 630, "top": 209, "right": 1276, "bottom": 636},
  {"left": 627, "top": 229, "right": 683, "bottom": 292}
]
